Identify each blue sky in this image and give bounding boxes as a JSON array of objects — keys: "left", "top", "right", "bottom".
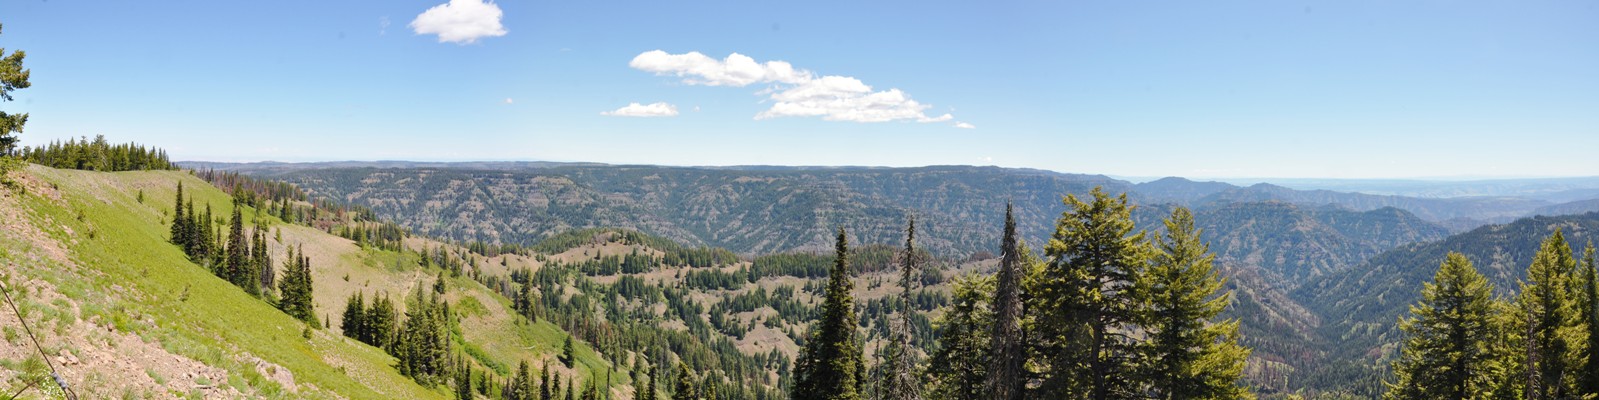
[{"left": 2, "top": 0, "right": 1595, "bottom": 179}]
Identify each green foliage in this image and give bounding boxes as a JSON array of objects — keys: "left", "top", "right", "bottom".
[
  {"left": 0, "top": 22, "right": 30, "bottom": 155},
  {"left": 925, "top": 272, "right": 993, "bottom": 400},
  {"left": 1141, "top": 207, "right": 1251, "bottom": 399},
  {"left": 1029, "top": 187, "right": 1152, "bottom": 398},
  {"left": 278, "top": 244, "right": 317, "bottom": 327},
  {"left": 16, "top": 135, "right": 175, "bottom": 171},
  {"left": 792, "top": 228, "right": 864, "bottom": 400},
  {"left": 1515, "top": 230, "right": 1583, "bottom": 399},
  {"left": 1386, "top": 253, "right": 1509, "bottom": 399},
  {"left": 985, "top": 203, "right": 1026, "bottom": 400}
]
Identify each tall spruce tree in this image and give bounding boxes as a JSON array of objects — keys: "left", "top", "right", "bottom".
[
  {"left": 1386, "top": 253, "right": 1504, "bottom": 399},
  {"left": 171, "top": 182, "right": 188, "bottom": 245},
  {"left": 253, "top": 221, "right": 274, "bottom": 293},
  {"left": 1581, "top": 243, "right": 1599, "bottom": 395},
  {"left": 1516, "top": 230, "right": 1582, "bottom": 399},
  {"left": 875, "top": 218, "right": 922, "bottom": 400},
  {"left": 986, "top": 203, "right": 1027, "bottom": 400},
  {"left": 1142, "top": 207, "right": 1250, "bottom": 399},
  {"left": 927, "top": 272, "right": 993, "bottom": 400},
  {"left": 792, "top": 228, "right": 864, "bottom": 400},
  {"left": 1029, "top": 187, "right": 1151, "bottom": 399},
  {"left": 342, "top": 292, "right": 366, "bottom": 341},
  {"left": 225, "top": 202, "right": 258, "bottom": 295}
]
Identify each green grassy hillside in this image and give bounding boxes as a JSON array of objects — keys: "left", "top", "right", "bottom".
[{"left": 0, "top": 165, "right": 626, "bottom": 399}]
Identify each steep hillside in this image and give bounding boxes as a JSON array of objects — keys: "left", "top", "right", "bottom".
[
  {"left": 236, "top": 165, "right": 1131, "bottom": 256},
  {"left": 0, "top": 165, "right": 631, "bottom": 399},
  {"left": 1291, "top": 212, "right": 1599, "bottom": 394}
]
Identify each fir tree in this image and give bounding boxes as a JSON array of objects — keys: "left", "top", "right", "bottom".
[
  {"left": 927, "top": 272, "right": 993, "bottom": 400},
  {"left": 1142, "top": 207, "right": 1250, "bottom": 399},
  {"left": 874, "top": 217, "right": 922, "bottom": 400},
  {"left": 1516, "top": 230, "right": 1582, "bottom": 399},
  {"left": 792, "top": 228, "right": 865, "bottom": 400},
  {"left": 562, "top": 335, "right": 577, "bottom": 367},
  {"left": 225, "top": 202, "right": 258, "bottom": 295},
  {"left": 367, "top": 293, "right": 398, "bottom": 349},
  {"left": 1581, "top": 243, "right": 1599, "bottom": 395},
  {"left": 253, "top": 221, "right": 274, "bottom": 293},
  {"left": 986, "top": 203, "right": 1027, "bottom": 400},
  {"left": 1030, "top": 187, "right": 1151, "bottom": 399},
  {"left": 639, "top": 362, "right": 658, "bottom": 400},
  {"left": 342, "top": 292, "right": 366, "bottom": 341},
  {"left": 171, "top": 182, "right": 188, "bottom": 246},
  {"left": 674, "top": 364, "right": 697, "bottom": 400},
  {"left": 279, "top": 245, "right": 318, "bottom": 326},
  {"left": 1387, "top": 253, "right": 1507, "bottom": 399},
  {"left": 0, "top": 23, "right": 29, "bottom": 155}
]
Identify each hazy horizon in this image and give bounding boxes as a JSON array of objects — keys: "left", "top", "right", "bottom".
[{"left": 6, "top": 0, "right": 1596, "bottom": 179}]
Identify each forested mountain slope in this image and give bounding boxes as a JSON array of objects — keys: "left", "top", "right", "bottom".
[{"left": 1292, "top": 212, "right": 1599, "bottom": 394}]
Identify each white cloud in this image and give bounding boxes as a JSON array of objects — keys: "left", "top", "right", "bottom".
[
  {"left": 629, "top": 50, "right": 960, "bottom": 125},
  {"left": 954, "top": 122, "right": 976, "bottom": 129},
  {"left": 601, "top": 102, "right": 679, "bottom": 117},
  {"left": 629, "top": 50, "right": 811, "bottom": 87},
  {"left": 503, "top": 98, "right": 514, "bottom": 104},
  {"left": 410, "top": 0, "right": 507, "bottom": 44}
]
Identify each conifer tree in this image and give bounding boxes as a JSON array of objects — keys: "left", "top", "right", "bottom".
[
  {"left": 639, "top": 362, "right": 658, "bottom": 400},
  {"left": 1142, "top": 207, "right": 1250, "bottom": 399},
  {"left": 0, "top": 23, "right": 29, "bottom": 156},
  {"left": 927, "top": 272, "right": 993, "bottom": 400},
  {"left": 1581, "top": 243, "right": 1599, "bottom": 395},
  {"left": 279, "top": 245, "right": 318, "bottom": 326},
  {"left": 1029, "top": 187, "right": 1151, "bottom": 399},
  {"left": 1386, "top": 253, "right": 1507, "bottom": 399},
  {"left": 875, "top": 218, "right": 922, "bottom": 400},
  {"left": 171, "top": 182, "right": 188, "bottom": 245},
  {"left": 792, "top": 228, "right": 864, "bottom": 400},
  {"left": 253, "top": 221, "right": 274, "bottom": 292},
  {"left": 674, "top": 364, "right": 697, "bottom": 400},
  {"left": 1516, "top": 230, "right": 1582, "bottom": 399},
  {"left": 986, "top": 203, "right": 1027, "bottom": 400},
  {"left": 226, "top": 202, "right": 258, "bottom": 295},
  {"left": 367, "top": 293, "right": 398, "bottom": 349},
  {"left": 342, "top": 292, "right": 366, "bottom": 340},
  {"left": 562, "top": 335, "right": 577, "bottom": 367}
]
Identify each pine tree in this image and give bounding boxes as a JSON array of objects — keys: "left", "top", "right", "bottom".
[
  {"left": 875, "top": 218, "right": 922, "bottom": 400},
  {"left": 1142, "top": 207, "right": 1250, "bottom": 399},
  {"left": 1029, "top": 187, "right": 1151, "bottom": 399},
  {"left": 674, "top": 364, "right": 697, "bottom": 400},
  {"left": 792, "top": 228, "right": 865, "bottom": 400},
  {"left": 1516, "top": 230, "right": 1582, "bottom": 399},
  {"left": 1581, "top": 242, "right": 1599, "bottom": 395},
  {"left": 225, "top": 202, "right": 258, "bottom": 295},
  {"left": 0, "top": 23, "right": 29, "bottom": 156},
  {"left": 171, "top": 182, "right": 188, "bottom": 246},
  {"left": 253, "top": 221, "right": 274, "bottom": 293},
  {"left": 279, "top": 245, "right": 318, "bottom": 326},
  {"left": 986, "top": 203, "right": 1026, "bottom": 400},
  {"left": 927, "top": 272, "right": 993, "bottom": 400},
  {"left": 562, "top": 335, "right": 577, "bottom": 367},
  {"left": 640, "top": 362, "right": 658, "bottom": 400},
  {"left": 367, "top": 293, "right": 398, "bottom": 349},
  {"left": 342, "top": 292, "right": 366, "bottom": 341},
  {"left": 1387, "top": 253, "right": 1507, "bottom": 399}
]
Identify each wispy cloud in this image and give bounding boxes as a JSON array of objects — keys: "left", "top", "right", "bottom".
[
  {"left": 602, "top": 102, "right": 680, "bottom": 117},
  {"left": 628, "top": 50, "right": 960, "bottom": 125},
  {"left": 954, "top": 122, "right": 975, "bottom": 129},
  {"left": 410, "top": 0, "right": 507, "bottom": 44}
]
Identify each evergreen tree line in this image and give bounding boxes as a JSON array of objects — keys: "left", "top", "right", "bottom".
[
  {"left": 1386, "top": 231, "right": 1599, "bottom": 400},
  {"left": 793, "top": 188, "right": 1253, "bottom": 400},
  {"left": 16, "top": 135, "right": 175, "bottom": 171},
  {"left": 169, "top": 181, "right": 317, "bottom": 326}
]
